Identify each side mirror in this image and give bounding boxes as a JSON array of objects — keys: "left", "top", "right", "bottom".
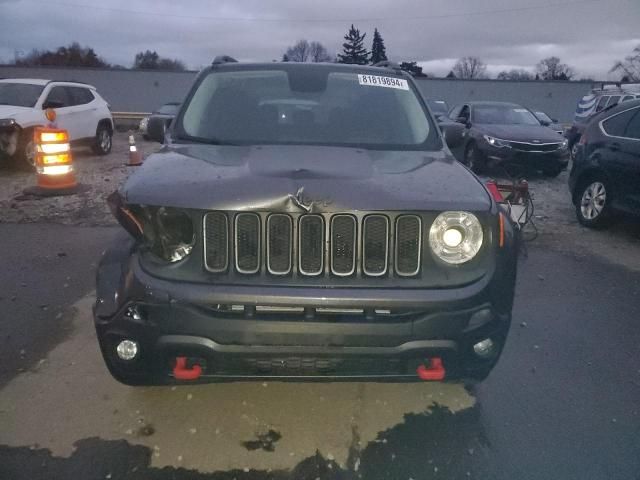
[
  {"left": 539, "top": 120, "right": 550, "bottom": 127},
  {"left": 42, "top": 100, "right": 64, "bottom": 109},
  {"left": 551, "top": 118, "right": 559, "bottom": 123}
]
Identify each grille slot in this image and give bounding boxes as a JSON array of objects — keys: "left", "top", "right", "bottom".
[
  {"left": 395, "top": 215, "right": 422, "bottom": 276},
  {"left": 363, "top": 215, "right": 389, "bottom": 276},
  {"left": 203, "top": 212, "right": 228, "bottom": 272},
  {"left": 331, "top": 215, "right": 357, "bottom": 276},
  {"left": 235, "top": 213, "right": 261, "bottom": 274},
  {"left": 267, "top": 214, "right": 292, "bottom": 275},
  {"left": 299, "top": 215, "right": 324, "bottom": 276}
]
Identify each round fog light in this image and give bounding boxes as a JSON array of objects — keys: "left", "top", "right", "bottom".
[
  {"left": 473, "top": 338, "right": 495, "bottom": 358},
  {"left": 116, "top": 339, "right": 139, "bottom": 361}
]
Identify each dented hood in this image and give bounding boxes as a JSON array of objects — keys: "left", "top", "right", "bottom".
[{"left": 121, "top": 144, "right": 491, "bottom": 212}]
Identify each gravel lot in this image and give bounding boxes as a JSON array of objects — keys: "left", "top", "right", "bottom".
[{"left": 1, "top": 132, "right": 638, "bottom": 269}]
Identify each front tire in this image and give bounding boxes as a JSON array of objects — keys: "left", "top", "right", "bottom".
[
  {"left": 464, "top": 142, "right": 486, "bottom": 174},
  {"left": 13, "top": 128, "right": 36, "bottom": 170},
  {"left": 92, "top": 124, "right": 112, "bottom": 155},
  {"left": 575, "top": 176, "right": 612, "bottom": 228}
]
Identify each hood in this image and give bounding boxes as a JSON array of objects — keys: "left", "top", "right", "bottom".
[
  {"left": 121, "top": 144, "right": 491, "bottom": 213},
  {"left": 477, "top": 123, "right": 565, "bottom": 143},
  {"left": 0, "top": 105, "right": 33, "bottom": 121}
]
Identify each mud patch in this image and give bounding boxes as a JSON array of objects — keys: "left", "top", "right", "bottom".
[
  {"left": 0, "top": 404, "right": 487, "bottom": 480},
  {"left": 242, "top": 429, "right": 282, "bottom": 452}
]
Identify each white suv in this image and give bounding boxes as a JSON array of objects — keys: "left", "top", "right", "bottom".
[{"left": 0, "top": 78, "right": 114, "bottom": 167}]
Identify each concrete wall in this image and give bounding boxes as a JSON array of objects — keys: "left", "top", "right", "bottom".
[{"left": 0, "top": 65, "right": 590, "bottom": 122}]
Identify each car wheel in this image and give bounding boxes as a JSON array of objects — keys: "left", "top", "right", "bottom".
[
  {"left": 464, "top": 142, "right": 486, "bottom": 174},
  {"left": 542, "top": 164, "right": 564, "bottom": 178},
  {"left": 13, "top": 129, "right": 36, "bottom": 170},
  {"left": 575, "top": 177, "right": 612, "bottom": 228},
  {"left": 92, "top": 124, "right": 112, "bottom": 155},
  {"left": 570, "top": 142, "right": 580, "bottom": 161}
]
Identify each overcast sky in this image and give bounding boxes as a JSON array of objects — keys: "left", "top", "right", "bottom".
[{"left": 1, "top": 0, "right": 639, "bottom": 79}]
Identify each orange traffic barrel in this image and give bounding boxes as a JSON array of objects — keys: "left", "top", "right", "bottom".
[{"left": 23, "top": 127, "right": 80, "bottom": 196}]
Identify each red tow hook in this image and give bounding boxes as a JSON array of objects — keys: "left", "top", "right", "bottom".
[
  {"left": 173, "top": 357, "right": 202, "bottom": 381},
  {"left": 416, "top": 358, "right": 445, "bottom": 381}
]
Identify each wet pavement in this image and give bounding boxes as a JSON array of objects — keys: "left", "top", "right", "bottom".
[{"left": 0, "top": 223, "right": 639, "bottom": 479}]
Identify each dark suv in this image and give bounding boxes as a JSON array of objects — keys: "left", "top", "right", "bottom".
[
  {"left": 569, "top": 99, "right": 640, "bottom": 228},
  {"left": 95, "top": 59, "right": 518, "bottom": 385}
]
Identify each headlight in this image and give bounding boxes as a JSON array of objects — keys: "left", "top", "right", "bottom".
[
  {"left": 482, "top": 135, "right": 510, "bottom": 148},
  {"left": 153, "top": 207, "right": 195, "bottom": 262},
  {"left": 561, "top": 139, "right": 569, "bottom": 148},
  {"left": 429, "top": 211, "right": 483, "bottom": 265}
]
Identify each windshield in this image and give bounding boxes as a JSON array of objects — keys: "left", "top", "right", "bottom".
[
  {"left": 473, "top": 105, "right": 540, "bottom": 125},
  {"left": 534, "top": 111, "right": 552, "bottom": 123},
  {"left": 156, "top": 103, "right": 179, "bottom": 114},
  {"left": 0, "top": 83, "right": 44, "bottom": 107},
  {"left": 428, "top": 100, "right": 449, "bottom": 115},
  {"left": 177, "top": 68, "right": 433, "bottom": 149}
]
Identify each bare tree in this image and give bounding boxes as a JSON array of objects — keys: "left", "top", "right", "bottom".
[
  {"left": 309, "top": 41, "right": 332, "bottom": 63},
  {"left": 496, "top": 69, "right": 534, "bottom": 81},
  {"left": 452, "top": 57, "right": 487, "bottom": 79},
  {"left": 285, "top": 40, "right": 311, "bottom": 62},
  {"left": 610, "top": 44, "right": 640, "bottom": 82},
  {"left": 536, "top": 56, "right": 575, "bottom": 80},
  {"left": 284, "top": 40, "right": 332, "bottom": 63}
]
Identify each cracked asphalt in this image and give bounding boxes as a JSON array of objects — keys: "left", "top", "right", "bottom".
[{"left": 0, "top": 222, "right": 639, "bottom": 479}]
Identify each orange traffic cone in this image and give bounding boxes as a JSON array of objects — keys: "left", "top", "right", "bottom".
[
  {"left": 23, "top": 127, "right": 81, "bottom": 197},
  {"left": 128, "top": 132, "right": 142, "bottom": 166}
]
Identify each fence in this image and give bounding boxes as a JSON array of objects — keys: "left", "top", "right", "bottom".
[{"left": 0, "top": 65, "right": 591, "bottom": 122}]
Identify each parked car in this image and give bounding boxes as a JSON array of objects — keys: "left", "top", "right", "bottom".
[
  {"left": 569, "top": 99, "right": 640, "bottom": 228},
  {"left": 565, "top": 82, "right": 640, "bottom": 158},
  {"left": 448, "top": 101, "right": 569, "bottom": 176},
  {"left": 95, "top": 58, "right": 518, "bottom": 386},
  {"left": 427, "top": 99, "right": 449, "bottom": 120},
  {"left": 140, "top": 102, "right": 180, "bottom": 142},
  {"left": 0, "top": 78, "right": 113, "bottom": 167},
  {"left": 533, "top": 110, "right": 563, "bottom": 135}
]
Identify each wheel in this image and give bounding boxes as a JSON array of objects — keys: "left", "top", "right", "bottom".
[
  {"left": 575, "top": 177, "right": 612, "bottom": 228},
  {"left": 542, "top": 164, "right": 564, "bottom": 177},
  {"left": 464, "top": 142, "right": 486, "bottom": 174},
  {"left": 13, "top": 128, "right": 36, "bottom": 170},
  {"left": 570, "top": 141, "right": 580, "bottom": 161},
  {"left": 92, "top": 124, "right": 112, "bottom": 155}
]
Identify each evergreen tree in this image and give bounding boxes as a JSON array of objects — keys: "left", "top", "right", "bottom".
[
  {"left": 446, "top": 70, "right": 456, "bottom": 79},
  {"left": 370, "top": 28, "right": 387, "bottom": 65},
  {"left": 337, "top": 24, "right": 369, "bottom": 65}
]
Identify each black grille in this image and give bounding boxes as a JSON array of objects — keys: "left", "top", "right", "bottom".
[
  {"left": 331, "top": 215, "right": 357, "bottom": 276},
  {"left": 267, "top": 214, "right": 292, "bottom": 275},
  {"left": 395, "top": 215, "right": 421, "bottom": 276},
  {"left": 299, "top": 215, "right": 324, "bottom": 275},
  {"left": 235, "top": 213, "right": 261, "bottom": 273},
  {"left": 203, "top": 211, "right": 426, "bottom": 278},
  {"left": 203, "top": 212, "right": 228, "bottom": 272},
  {"left": 507, "top": 141, "right": 561, "bottom": 152},
  {"left": 363, "top": 215, "right": 389, "bottom": 276}
]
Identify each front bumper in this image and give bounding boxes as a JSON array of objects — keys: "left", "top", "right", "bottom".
[{"left": 94, "top": 232, "right": 517, "bottom": 384}]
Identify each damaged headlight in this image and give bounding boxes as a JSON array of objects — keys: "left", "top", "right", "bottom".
[
  {"left": 107, "top": 192, "right": 195, "bottom": 263},
  {"left": 429, "top": 211, "right": 483, "bottom": 265}
]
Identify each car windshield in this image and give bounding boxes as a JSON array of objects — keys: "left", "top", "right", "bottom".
[
  {"left": 176, "top": 67, "right": 433, "bottom": 149},
  {"left": 0, "top": 83, "right": 44, "bottom": 107},
  {"left": 428, "top": 100, "right": 449, "bottom": 115},
  {"left": 156, "top": 103, "right": 179, "bottom": 114},
  {"left": 534, "top": 111, "right": 552, "bottom": 123},
  {"left": 473, "top": 105, "right": 540, "bottom": 125}
]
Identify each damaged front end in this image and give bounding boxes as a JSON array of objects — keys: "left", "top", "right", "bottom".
[{"left": 0, "top": 119, "right": 19, "bottom": 158}]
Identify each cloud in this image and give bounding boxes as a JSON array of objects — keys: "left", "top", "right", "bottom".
[{"left": 2, "top": 0, "right": 639, "bottom": 78}]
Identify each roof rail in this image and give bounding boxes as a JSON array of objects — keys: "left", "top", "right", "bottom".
[{"left": 212, "top": 55, "right": 238, "bottom": 65}]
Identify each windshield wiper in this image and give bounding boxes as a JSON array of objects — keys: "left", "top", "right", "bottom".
[{"left": 173, "top": 134, "right": 238, "bottom": 146}]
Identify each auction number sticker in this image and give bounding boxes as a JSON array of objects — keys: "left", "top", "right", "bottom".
[{"left": 358, "top": 74, "right": 409, "bottom": 90}]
